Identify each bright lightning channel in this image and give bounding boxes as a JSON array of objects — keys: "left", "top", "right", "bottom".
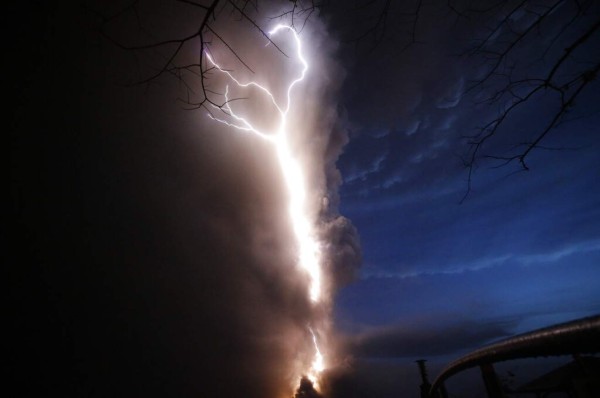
[
  {"left": 308, "top": 327, "right": 324, "bottom": 382},
  {"left": 206, "top": 24, "right": 325, "bottom": 384}
]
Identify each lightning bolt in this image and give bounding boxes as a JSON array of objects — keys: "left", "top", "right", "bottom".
[
  {"left": 308, "top": 326, "right": 324, "bottom": 382},
  {"left": 205, "top": 24, "right": 326, "bottom": 385}
]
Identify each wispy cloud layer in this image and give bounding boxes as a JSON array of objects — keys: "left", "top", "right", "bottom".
[{"left": 362, "top": 239, "right": 600, "bottom": 279}]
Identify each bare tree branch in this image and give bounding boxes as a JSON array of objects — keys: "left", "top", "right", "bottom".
[
  {"left": 458, "top": 0, "right": 600, "bottom": 201},
  {"left": 97, "top": 0, "right": 318, "bottom": 114}
]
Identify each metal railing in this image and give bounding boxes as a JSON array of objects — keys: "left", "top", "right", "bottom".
[{"left": 429, "top": 315, "right": 600, "bottom": 397}]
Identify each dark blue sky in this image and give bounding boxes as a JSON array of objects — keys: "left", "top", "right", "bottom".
[
  {"left": 335, "top": 80, "right": 600, "bottom": 333},
  {"left": 325, "top": 0, "right": 600, "bottom": 392}
]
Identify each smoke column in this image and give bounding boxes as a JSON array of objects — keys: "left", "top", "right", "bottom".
[
  {"left": 204, "top": 10, "right": 360, "bottom": 395},
  {"left": 8, "top": 2, "right": 360, "bottom": 398}
]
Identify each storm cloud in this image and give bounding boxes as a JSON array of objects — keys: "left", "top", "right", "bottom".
[
  {"left": 345, "top": 318, "right": 515, "bottom": 359},
  {"left": 10, "top": 2, "right": 359, "bottom": 397}
]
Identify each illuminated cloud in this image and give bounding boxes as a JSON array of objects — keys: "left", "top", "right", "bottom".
[
  {"left": 10, "top": 2, "right": 361, "bottom": 397},
  {"left": 520, "top": 239, "right": 600, "bottom": 265},
  {"left": 403, "top": 120, "right": 421, "bottom": 136},
  {"left": 435, "top": 77, "right": 464, "bottom": 109},
  {"left": 358, "top": 238, "right": 600, "bottom": 282},
  {"left": 202, "top": 8, "right": 362, "bottom": 392},
  {"left": 343, "top": 152, "right": 388, "bottom": 184},
  {"left": 345, "top": 318, "right": 515, "bottom": 358}
]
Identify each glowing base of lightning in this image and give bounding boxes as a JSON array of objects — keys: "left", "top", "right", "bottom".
[
  {"left": 206, "top": 24, "right": 326, "bottom": 387},
  {"left": 307, "top": 327, "right": 324, "bottom": 384}
]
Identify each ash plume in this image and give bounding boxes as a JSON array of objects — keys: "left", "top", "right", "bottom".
[
  {"left": 9, "top": 1, "right": 360, "bottom": 397},
  {"left": 203, "top": 2, "right": 363, "bottom": 390}
]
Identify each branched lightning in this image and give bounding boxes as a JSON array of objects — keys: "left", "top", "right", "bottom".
[{"left": 205, "top": 24, "right": 326, "bottom": 384}]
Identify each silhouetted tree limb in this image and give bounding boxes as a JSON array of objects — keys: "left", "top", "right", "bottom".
[
  {"left": 329, "top": 0, "right": 598, "bottom": 200},
  {"left": 95, "top": 0, "right": 312, "bottom": 112},
  {"left": 95, "top": 0, "right": 599, "bottom": 201},
  {"left": 350, "top": 0, "right": 423, "bottom": 52},
  {"left": 458, "top": 0, "right": 600, "bottom": 201},
  {"left": 269, "top": 0, "right": 321, "bottom": 32}
]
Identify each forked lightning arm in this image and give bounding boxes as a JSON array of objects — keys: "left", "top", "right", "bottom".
[{"left": 205, "top": 24, "right": 325, "bottom": 384}]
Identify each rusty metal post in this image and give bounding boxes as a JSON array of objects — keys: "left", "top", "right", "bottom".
[
  {"left": 417, "top": 360, "right": 433, "bottom": 398},
  {"left": 480, "top": 363, "right": 505, "bottom": 398},
  {"left": 438, "top": 382, "right": 448, "bottom": 398}
]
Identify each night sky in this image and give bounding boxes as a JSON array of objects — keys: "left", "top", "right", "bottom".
[
  {"left": 9, "top": 1, "right": 600, "bottom": 397},
  {"left": 326, "top": 0, "right": 600, "bottom": 395}
]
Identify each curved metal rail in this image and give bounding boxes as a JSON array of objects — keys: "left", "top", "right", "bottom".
[{"left": 429, "top": 315, "right": 600, "bottom": 396}]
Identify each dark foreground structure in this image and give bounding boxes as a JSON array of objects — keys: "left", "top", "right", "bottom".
[{"left": 428, "top": 315, "right": 600, "bottom": 398}]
